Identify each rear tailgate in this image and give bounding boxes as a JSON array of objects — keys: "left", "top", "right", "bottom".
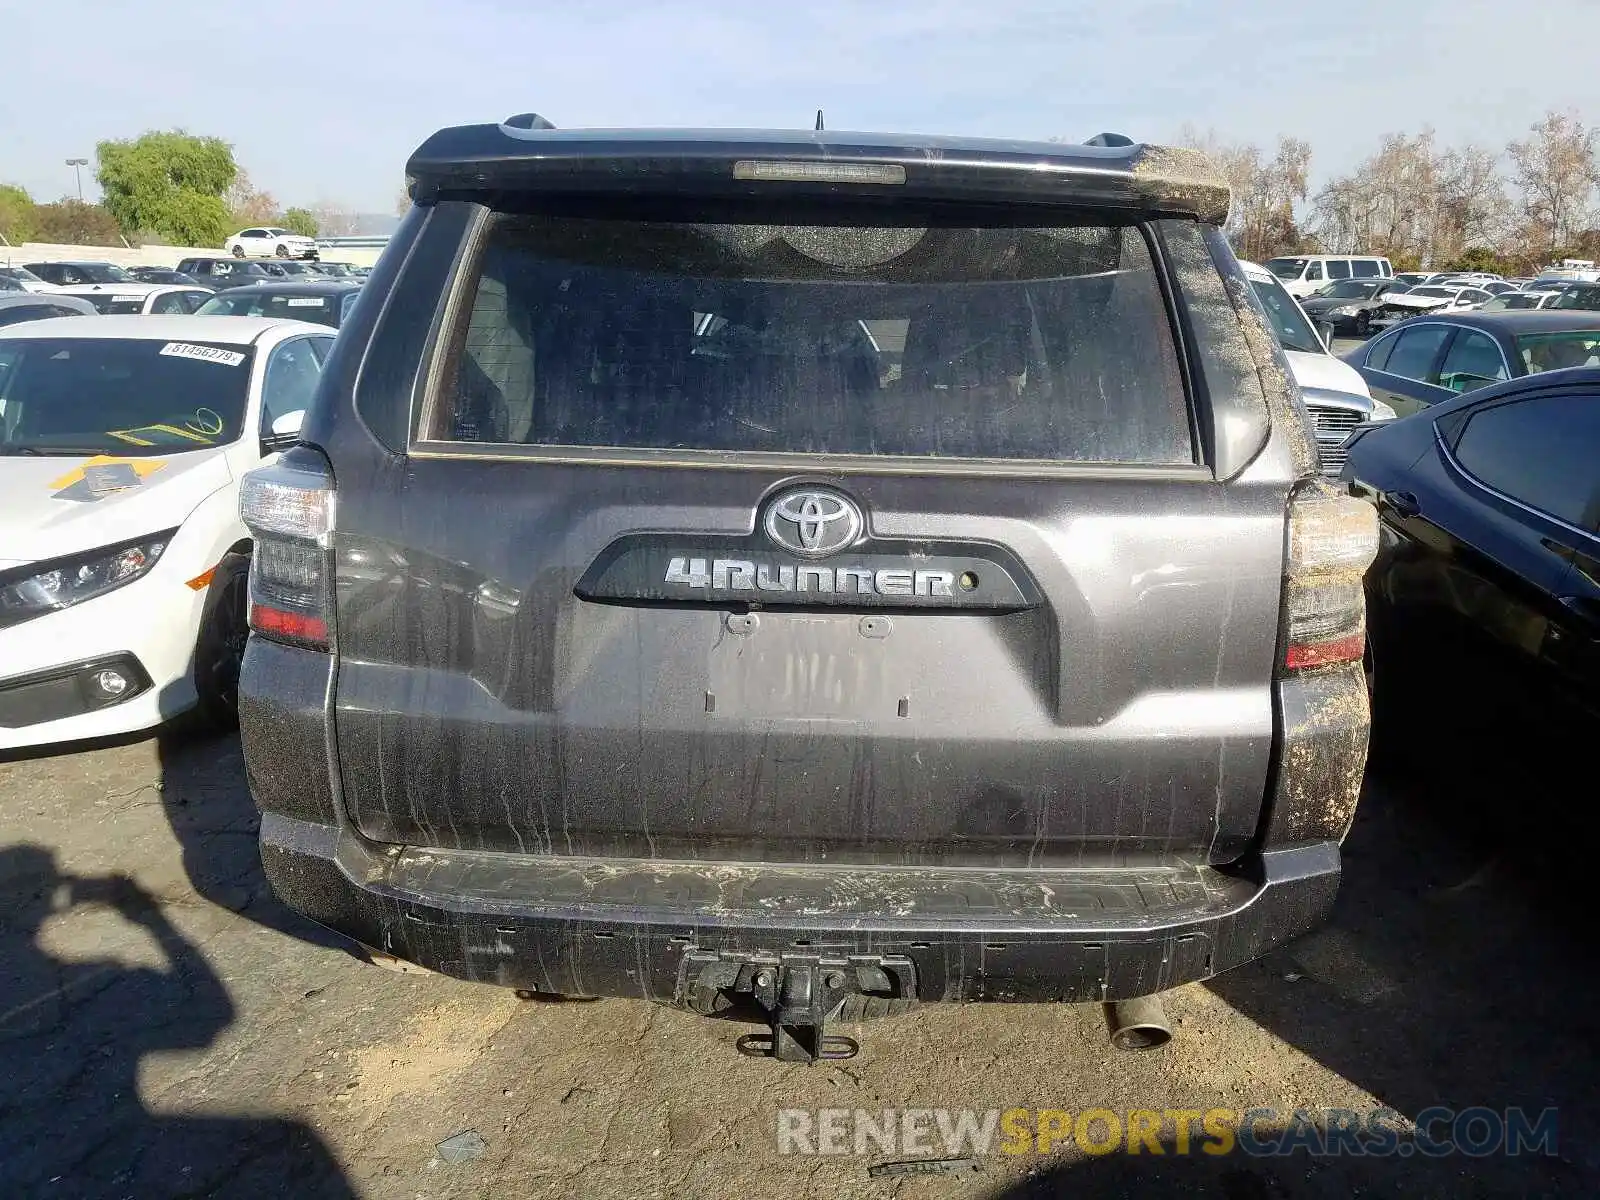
[{"left": 329, "top": 193, "right": 1286, "bottom": 869}]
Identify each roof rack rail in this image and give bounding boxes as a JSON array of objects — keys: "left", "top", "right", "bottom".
[{"left": 1085, "top": 132, "right": 1135, "bottom": 148}]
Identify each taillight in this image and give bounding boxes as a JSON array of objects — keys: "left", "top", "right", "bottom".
[
  {"left": 239, "top": 454, "right": 335, "bottom": 651},
  {"left": 1281, "top": 484, "right": 1378, "bottom": 673}
]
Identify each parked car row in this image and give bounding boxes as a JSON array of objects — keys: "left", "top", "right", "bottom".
[
  {"left": 0, "top": 258, "right": 366, "bottom": 331},
  {"left": 1286, "top": 267, "right": 1600, "bottom": 336},
  {"left": 1239, "top": 260, "right": 1395, "bottom": 475},
  {"left": 0, "top": 258, "right": 369, "bottom": 296}
]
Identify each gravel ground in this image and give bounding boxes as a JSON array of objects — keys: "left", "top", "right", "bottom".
[{"left": 2, "top": 713, "right": 1595, "bottom": 1199}]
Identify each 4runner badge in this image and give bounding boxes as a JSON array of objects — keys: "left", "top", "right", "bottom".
[{"left": 762, "top": 488, "right": 863, "bottom": 559}]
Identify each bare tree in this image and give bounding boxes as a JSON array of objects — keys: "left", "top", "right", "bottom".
[
  {"left": 1507, "top": 110, "right": 1600, "bottom": 259},
  {"left": 1431, "top": 144, "right": 1511, "bottom": 262},
  {"left": 225, "top": 170, "right": 277, "bottom": 227},
  {"left": 309, "top": 202, "right": 361, "bottom": 237},
  {"left": 1172, "top": 128, "right": 1310, "bottom": 259},
  {"left": 1311, "top": 131, "right": 1445, "bottom": 265}
]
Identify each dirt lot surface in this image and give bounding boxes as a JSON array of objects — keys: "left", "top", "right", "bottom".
[{"left": 2, "top": 720, "right": 1595, "bottom": 1199}]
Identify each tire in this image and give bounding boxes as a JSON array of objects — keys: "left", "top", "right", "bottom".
[
  {"left": 1355, "top": 312, "right": 1371, "bottom": 337},
  {"left": 230, "top": 244, "right": 246, "bottom": 258},
  {"left": 274, "top": 243, "right": 290, "bottom": 258},
  {"left": 191, "top": 553, "right": 251, "bottom": 730}
]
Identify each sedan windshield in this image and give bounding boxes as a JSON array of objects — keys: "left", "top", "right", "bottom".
[
  {"left": 1247, "top": 275, "right": 1324, "bottom": 354},
  {"left": 1265, "top": 257, "right": 1307, "bottom": 280},
  {"left": 1549, "top": 285, "right": 1600, "bottom": 311},
  {"left": 197, "top": 289, "right": 347, "bottom": 328},
  {"left": 0, "top": 337, "right": 254, "bottom": 456},
  {"left": 1483, "top": 294, "right": 1541, "bottom": 311},
  {"left": 76, "top": 264, "right": 136, "bottom": 284},
  {"left": 81, "top": 294, "right": 149, "bottom": 314}
]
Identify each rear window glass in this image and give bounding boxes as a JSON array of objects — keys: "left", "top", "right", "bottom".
[
  {"left": 197, "top": 291, "right": 344, "bottom": 327},
  {"left": 83, "top": 294, "right": 147, "bottom": 315},
  {"left": 429, "top": 214, "right": 1193, "bottom": 464}
]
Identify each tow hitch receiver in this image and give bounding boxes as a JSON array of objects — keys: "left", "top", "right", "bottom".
[{"left": 680, "top": 951, "right": 917, "bottom": 1064}]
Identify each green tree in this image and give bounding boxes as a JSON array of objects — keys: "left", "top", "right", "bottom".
[
  {"left": 1441, "top": 246, "right": 1507, "bottom": 274},
  {"left": 95, "top": 130, "right": 238, "bottom": 246},
  {"left": 280, "top": 207, "right": 319, "bottom": 238},
  {"left": 32, "top": 200, "right": 124, "bottom": 246},
  {"left": 0, "top": 183, "right": 37, "bottom": 246}
]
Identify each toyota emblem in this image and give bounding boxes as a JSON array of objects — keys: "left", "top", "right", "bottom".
[{"left": 762, "top": 487, "right": 864, "bottom": 558}]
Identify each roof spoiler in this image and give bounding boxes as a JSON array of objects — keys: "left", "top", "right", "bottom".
[{"left": 406, "top": 122, "right": 1230, "bottom": 224}]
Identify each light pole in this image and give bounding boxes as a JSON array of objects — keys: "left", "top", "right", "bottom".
[{"left": 65, "top": 158, "right": 87, "bottom": 203}]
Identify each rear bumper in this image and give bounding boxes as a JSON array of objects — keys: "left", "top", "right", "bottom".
[{"left": 259, "top": 812, "right": 1341, "bottom": 1003}]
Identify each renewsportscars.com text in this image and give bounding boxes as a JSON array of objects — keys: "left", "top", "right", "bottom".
[{"left": 775, "top": 1106, "right": 1558, "bottom": 1159}]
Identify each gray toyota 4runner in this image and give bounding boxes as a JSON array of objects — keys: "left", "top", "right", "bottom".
[{"left": 238, "top": 116, "right": 1377, "bottom": 1062}]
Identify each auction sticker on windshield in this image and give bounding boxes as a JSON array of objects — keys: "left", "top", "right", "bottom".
[
  {"left": 286, "top": 298, "right": 323, "bottom": 307},
  {"left": 159, "top": 343, "right": 245, "bottom": 367}
]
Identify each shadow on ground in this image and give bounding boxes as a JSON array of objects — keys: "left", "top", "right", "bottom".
[
  {"left": 0, "top": 843, "right": 355, "bottom": 1197},
  {"left": 986, "top": 701, "right": 1597, "bottom": 1198},
  {"left": 155, "top": 727, "right": 354, "bottom": 952}
]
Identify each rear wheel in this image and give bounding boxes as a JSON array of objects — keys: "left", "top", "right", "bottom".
[
  {"left": 231, "top": 244, "right": 246, "bottom": 258},
  {"left": 192, "top": 553, "right": 251, "bottom": 730}
]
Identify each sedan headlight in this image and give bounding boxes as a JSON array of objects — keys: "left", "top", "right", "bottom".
[
  {"left": 1369, "top": 397, "right": 1398, "bottom": 421},
  {"left": 1331, "top": 305, "right": 1360, "bottom": 316},
  {"left": 0, "top": 533, "right": 173, "bottom": 629}
]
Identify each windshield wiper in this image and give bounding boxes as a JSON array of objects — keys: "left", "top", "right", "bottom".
[{"left": 0, "top": 444, "right": 114, "bottom": 456}]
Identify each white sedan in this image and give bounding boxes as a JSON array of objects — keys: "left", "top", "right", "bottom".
[
  {"left": 76, "top": 286, "right": 215, "bottom": 315},
  {"left": 0, "top": 315, "right": 335, "bottom": 749},
  {"left": 224, "top": 227, "right": 319, "bottom": 260}
]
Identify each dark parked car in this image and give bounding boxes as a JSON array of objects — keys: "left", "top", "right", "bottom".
[
  {"left": 195, "top": 280, "right": 362, "bottom": 328},
  {"left": 307, "top": 261, "right": 357, "bottom": 279},
  {"left": 22, "top": 261, "right": 139, "bottom": 287},
  {"left": 1344, "top": 310, "right": 1600, "bottom": 416},
  {"left": 173, "top": 257, "right": 281, "bottom": 290},
  {"left": 1300, "top": 278, "right": 1411, "bottom": 336},
  {"left": 236, "top": 118, "right": 1379, "bottom": 1062},
  {"left": 259, "top": 260, "right": 324, "bottom": 280},
  {"left": 1342, "top": 367, "right": 1599, "bottom": 740},
  {"left": 0, "top": 293, "right": 96, "bottom": 326},
  {"left": 124, "top": 266, "right": 207, "bottom": 286}
]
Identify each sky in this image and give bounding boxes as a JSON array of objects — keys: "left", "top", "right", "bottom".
[{"left": 4, "top": 0, "right": 1597, "bottom": 214}]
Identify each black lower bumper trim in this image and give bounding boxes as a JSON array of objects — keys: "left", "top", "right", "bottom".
[
  {"left": 259, "top": 813, "right": 1340, "bottom": 1004},
  {"left": 0, "top": 653, "right": 152, "bottom": 729}
]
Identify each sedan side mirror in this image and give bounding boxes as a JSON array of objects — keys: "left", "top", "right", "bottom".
[{"left": 263, "top": 409, "right": 305, "bottom": 452}]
